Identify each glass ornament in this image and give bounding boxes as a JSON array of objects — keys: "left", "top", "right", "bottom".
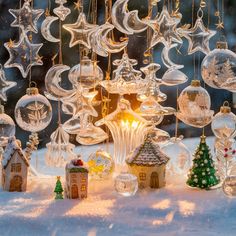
[
  {"left": 144, "top": 5, "right": 182, "bottom": 48},
  {"left": 222, "top": 175, "right": 236, "bottom": 197},
  {"left": 44, "top": 64, "right": 74, "bottom": 101},
  {"left": 0, "top": 64, "right": 16, "bottom": 102},
  {"left": 201, "top": 41, "right": 236, "bottom": 91},
  {"left": 114, "top": 172, "right": 138, "bottom": 196},
  {"left": 211, "top": 103, "right": 236, "bottom": 140},
  {"left": 62, "top": 117, "right": 81, "bottom": 134},
  {"left": 4, "top": 33, "right": 43, "bottom": 78},
  {"left": 176, "top": 80, "right": 214, "bottom": 128},
  {"left": 100, "top": 53, "right": 149, "bottom": 95},
  {"left": 45, "top": 125, "right": 76, "bottom": 167},
  {"left": 53, "top": 0, "right": 71, "bottom": 21},
  {"left": 148, "top": 127, "right": 170, "bottom": 145},
  {"left": 95, "top": 97, "right": 150, "bottom": 166},
  {"left": 161, "top": 136, "right": 191, "bottom": 177},
  {"left": 41, "top": 16, "right": 60, "bottom": 43},
  {"left": 87, "top": 149, "right": 114, "bottom": 179},
  {"left": 178, "top": 8, "right": 216, "bottom": 55},
  {"left": 68, "top": 57, "right": 103, "bottom": 90},
  {"left": 14, "top": 87, "right": 52, "bottom": 133},
  {"left": 9, "top": 0, "right": 44, "bottom": 33},
  {"left": 162, "top": 68, "right": 188, "bottom": 86},
  {"left": 63, "top": 12, "right": 98, "bottom": 48}
]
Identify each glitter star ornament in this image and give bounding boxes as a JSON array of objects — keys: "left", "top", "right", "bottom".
[
  {"left": 63, "top": 12, "right": 98, "bottom": 48},
  {"left": 178, "top": 8, "right": 216, "bottom": 55},
  {"left": 4, "top": 33, "right": 43, "bottom": 78},
  {"left": 9, "top": 0, "right": 44, "bottom": 33}
]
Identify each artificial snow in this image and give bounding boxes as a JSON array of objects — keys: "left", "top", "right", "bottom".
[{"left": 0, "top": 137, "right": 235, "bottom": 236}]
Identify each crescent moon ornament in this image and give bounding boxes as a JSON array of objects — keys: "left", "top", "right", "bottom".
[
  {"left": 44, "top": 64, "right": 75, "bottom": 101},
  {"left": 41, "top": 16, "right": 60, "bottom": 43},
  {"left": 161, "top": 43, "right": 184, "bottom": 69}
]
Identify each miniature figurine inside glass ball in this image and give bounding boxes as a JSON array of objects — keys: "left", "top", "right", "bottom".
[
  {"left": 14, "top": 87, "right": 52, "bottom": 133},
  {"left": 222, "top": 175, "right": 236, "bottom": 197},
  {"left": 87, "top": 149, "right": 114, "bottom": 179},
  {"left": 114, "top": 172, "right": 138, "bottom": 196}
]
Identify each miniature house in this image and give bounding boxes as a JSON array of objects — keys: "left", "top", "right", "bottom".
[
  {"left": 1, "top": 137, "right": 29, "bottom": 192},
  {"left": 126, "top": 136, "right": 169, "bottom": 189},
  {"left": 65, "top": 158, "right": 88, "bottom": 199}
]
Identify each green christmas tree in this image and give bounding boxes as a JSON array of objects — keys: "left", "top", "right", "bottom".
[
  {"left": 54, "top": 176, "right": 64, "bottom": 199},
  {"left": 187, "top": 135, "right": 220, "bottom": 189}
]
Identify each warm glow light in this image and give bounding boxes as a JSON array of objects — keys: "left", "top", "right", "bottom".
[{"left": 120, "top": 120, "right": 139, "bottom": 129}]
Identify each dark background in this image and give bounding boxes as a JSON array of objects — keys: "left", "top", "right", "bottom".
[{"left": 0, "top": 0, "right": 235, "bottom": 147}]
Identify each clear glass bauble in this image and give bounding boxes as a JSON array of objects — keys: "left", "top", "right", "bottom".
[
  {"left": 201, "top": 44, "right": 236, "bottom": 91},
  {"left": 0, "top": 107, "right": 15, "bottom": 141},
  {"left": 162, "top": 68, "right": 188, "bottom": 86},
  {"left": 222, "top": 175, "right": 236, "bottom": 197},
  {"left": 114, "top": 172, "right": 138, "bottom": 196},
  {"left": 148, "top": 127, "right": 170, "bottom": 145},
  {"left": 14, "top": 88, "right": 52, "bottom": 133},
  {"left": 87, "top": 149, "right": 114, "bottom": 180},
  {"left": 68, "top": 56, "right": 103, "bottom": 90}
]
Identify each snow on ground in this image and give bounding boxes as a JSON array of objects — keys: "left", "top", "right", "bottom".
[{"left": 0, "top": 137, "right": 236, "bottom": 236}]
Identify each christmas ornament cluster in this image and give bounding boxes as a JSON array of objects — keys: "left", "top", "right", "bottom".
[{"left": 0, "top": 0, "right": 236, "bottom": 200}]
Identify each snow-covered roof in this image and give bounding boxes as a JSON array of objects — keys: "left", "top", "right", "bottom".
[
  {"left": 126, "top": 136, "right": 169, "bottom": 167},
  {"left": 66, "top": 159, "right": 88, "bottom": 173},
  {"left": 2, "top": 136, "right": 29, "bottom": 169}
]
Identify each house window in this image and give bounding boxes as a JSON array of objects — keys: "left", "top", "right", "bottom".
[
  {"left": 71, "top": 178, "right": 77, "bottom": 183},
  {"left": 81, "top": 184, "right": 86, "bottom": 191},
  {"left": 139, "top": 172, "right": 146, "bottom": 181},
  {"left": 81, "top": 178, "right": 86, "bottom": 183},
  {"left": 11, "top": 163, "right": 21, "bottom": 173}
]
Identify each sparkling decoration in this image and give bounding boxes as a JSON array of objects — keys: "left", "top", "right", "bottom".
[
  {"left": 162, "top": 68, "right": 188, "bottom": 86},
  {"left": 201, "top": 41, "right": 236, "bottom": 92},
  {"left": 114, "top": 172, "right": 138, "bottom": 196},
  {"left": 222, "top": 175, "right": 236, "bottom": 197},
  {"left": 41, "top": 16, "right": 60, "bottom": 43},
  {"left": 14, "top": 87, "right": 52, "bottom": 133},
  {"left": 87, "top": 149, "right": 114, "bottom": 179},
  {"left": 9, "top": 0, "right": 44, "bottom": 33},
  {"left": 4, "top": 33, "right": 43, "bottom": 78},
  {"left": 148, "top": 128, "right": 170, "bottom": 145},
  {"left": 176, "top": 80, "right": 214, "bottom": 128},
  {"left": 53, "top": 0, "right": 71, "bottom": 21}
]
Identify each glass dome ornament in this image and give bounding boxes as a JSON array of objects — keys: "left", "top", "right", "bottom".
[
  {"left": 222, "top": 175, "right": 236, "bottom": 197},
  {"left": 63, "top": 12, "right": 98, "bottom": 48},
  {"left": 114, "top": 172, "right": 138, "bottom": 196},
  {"left": 100, "top": 53, "right": 149, "bottom": 95},
  {"left": 201, "top": 41, "right": 236, "bottom": 92},
  {"left": 87, "top": 149, "right": 114, "bottom": 179},
  {"left": 95, "top": 97, "right": 151, "bottom": 166},
  {"left": 4, "top": 33, "right": 43, "bottom": 78},
  {"left": 178, "top": 8, "right": 216, "bottom": 55},
  {"left": 9, "top": 0, "right": 44, "bottom": 33},
  {"left": 41, "top": 16, "right": 60, "bottom": 43},
  {"left": 68, "top": 57, "right": 103, "bottom": 90},
  {"left": 148, "top": 127, "right": 170, "bottom": 145},
  {"left": 53, "top": 0, "right": 71, "bottom": 21},
  {"left": 45, "top": 125, "right": 76, "bottom": 167},
  {"left": 162, "top": 68, "right": 188, "bottom": 86},
  {"left": 176, "top": 80, "right": 214, "bottom": 128},
  {"left": 211, "top": 102, "right": 236, "bottom": 140},
  {"left": 161, "top": 136, "right": 191, "bottom": 180},
  {"left": 14, "top": 87, "right": 52, "bottom": 133}
]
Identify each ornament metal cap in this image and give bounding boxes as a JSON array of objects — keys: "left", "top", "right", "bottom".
[
  {"left": 0, "top": 105, "right": 4, "bottom": 114},
  {"left": 220, "top": 101, "right": 231, "bottom": 113},
  {"left": 200, "top": 135, "right": 206, "bottom": 143},
  {"left": 26, "top": 87, "right": 39, "bottom": 95},
  {"left": 191, "top": 80, "right": 200, "bottom": 87}
]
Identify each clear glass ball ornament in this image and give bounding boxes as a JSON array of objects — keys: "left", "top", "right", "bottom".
[
  {"left": 222, "top": 175, "right": 236, "bottom": 197},
  {"left": 14, "top": 87, "right": 52, "bottom": 133},
  {"left": 114, "top": 172, "right": 138, "bottom": 196},
  {"left": 201, "top": 42, "right": 236, "bottom": 91},
  {"left": 211, "top": 102, "right": 236, "bottom": 139},
  {"left": 87, "top": 149, "right": 114, "bottom": 180},
  {"left": 68, "top": 56, "right": 103, "bottom": 90}
]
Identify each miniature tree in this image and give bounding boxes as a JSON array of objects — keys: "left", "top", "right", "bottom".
[
  {"left": 54, "top": 176, "right": 64, "bottom": 199},
  {"left": 187, "top": 135, "right": 220, "bottom": 189}
]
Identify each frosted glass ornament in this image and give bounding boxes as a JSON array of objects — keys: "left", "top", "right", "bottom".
[
  {"left": 87, "top": 149, "right": 114, "bottom": 179},
  {"left": 222, "top": 175, "right": 236, "bottom": 197},
  {"left": 211, "top": 103, "right": 236, "bottom": 139},
  {"left": 114, "top": 172, "right": 138, "bottom": 196},
  {"left": 68, "top": 57, "right": 103, "bottom": 90},
  {"left": 14, "top": 87, "right": 52, "bottom": 133},
  {"left": 53, "top": 0, "right": 71, "bottom": 21},
  {"left": 201, "top": 42, "right": 236, "bottom": 92},
  {"left": 45, "top": 125, "right": 76, "bottom": 167},
  {"left": 176, "top": 80, "right": 214, "bottom": 128},
  {"left": 162, "top": 68, "right": 188, "bottom": 86},
  {"left": 62, "top": 117, "right": 81, "bottom": 134},
  {"left": 41, "top": 16, "right": 60, "bottom": 43},
  {"left": 148, "top": 128, "right": 170, "bottom": 145}
]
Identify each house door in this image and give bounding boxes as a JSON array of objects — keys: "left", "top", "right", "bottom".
[
  {"left": 71, "top": 185, "right": 78, "bottom": 199},
  {"left": 150, "top": 172, "right": 159, "bottom": 189},
  {"left": 9, "top": 175, "right": 22, "bottom": 192}
]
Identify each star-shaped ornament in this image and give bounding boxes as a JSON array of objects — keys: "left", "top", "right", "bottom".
[
  {"left": 9, "top": 0, "right": 44, "bottom": 33},
  {"left": 145, "top": 6, "right": 182, "bottom": 48},
  {"left": 0, "top": 65, "right": 16, "bottom": 102},
  {"left": 4, "top": 33, "right": 43, "bottom": 78},
  {"left": 63, "top": 12, "right": 98, "bottom": 48},
  {"left": 178, "top": 10, "right": 216, "bottom": 55}
]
